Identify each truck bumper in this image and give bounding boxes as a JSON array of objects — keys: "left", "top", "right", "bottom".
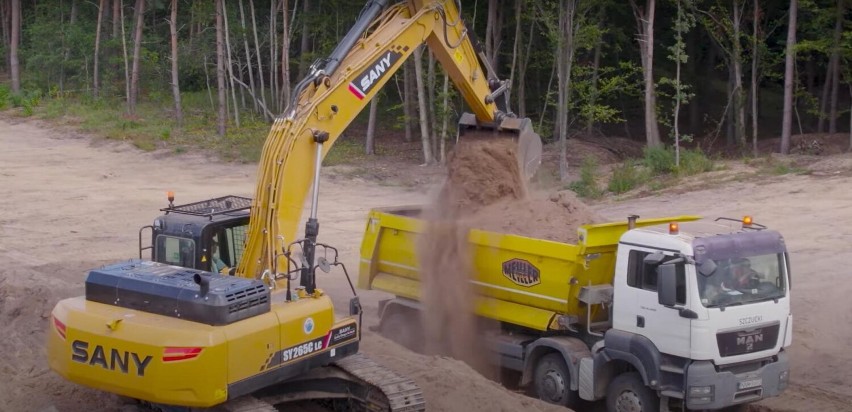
[{"left": 684, "top": 350, "right": 789, "bottom": 410}]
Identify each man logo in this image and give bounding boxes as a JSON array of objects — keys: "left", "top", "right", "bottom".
[
  {"left": 502, "top": 259, "right": 541, "bottom": 287},
  {"left": 303, "top": 317, "right": 315, "bottom": 335}
]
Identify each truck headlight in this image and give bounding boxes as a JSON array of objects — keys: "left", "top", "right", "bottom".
[
  {"left": 689, "top": 385, "right": 714, "bottom": 403},
  {"left": 778, "top": 370, "right": 789, "bottom": 390}
]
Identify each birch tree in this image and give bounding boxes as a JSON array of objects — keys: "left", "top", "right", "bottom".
[
  {"left": 94, "top": 0, "right": 106, "bottom": 98},
  {"left": 169, "top": 0, "right": 183, "bottom": 125},
  {"left": 10, "top": 0, "right": 20, "bottom": 94},
  {"left": 413, "top": 46, "right": 433, "bottom": 165},
  {"left": 780, "top": 0, "right": 798, "bottom": 155},
  {"left": 216, "top": 0, "right": 227, "bottom": 136},
  {"left": 128, "top": 0, "right": 146, "bottom": 115}
]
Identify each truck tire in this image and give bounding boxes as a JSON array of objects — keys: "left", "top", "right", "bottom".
[
  {"left": 606, "top": 372, "right": 659, "bottom": 412},
  {"left": 533, "top": 353, "right": 579, "bottom": 407},
  {"left": 379, "top": 309, "right": 423, "bottom": 352}
]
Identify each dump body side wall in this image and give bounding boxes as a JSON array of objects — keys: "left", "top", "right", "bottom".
[{"left": 358, "top": 207, "right": 700, "bottom": 331}]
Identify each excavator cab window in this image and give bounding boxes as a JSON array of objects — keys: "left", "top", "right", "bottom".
[
  {"left": 207, "top": 222, "right": 248, "bottom": 273},
  {"left": 156, "top": 235, "right": 196, "bottom": 268}
]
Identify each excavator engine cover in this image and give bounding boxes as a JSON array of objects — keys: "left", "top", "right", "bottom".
[{"left": 85, "top": 260, "right": 270, "bottom": 326}]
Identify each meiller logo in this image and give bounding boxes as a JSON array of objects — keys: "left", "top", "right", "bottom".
[
  {"left": 348, "top": 50, "right": 403, "bottom": 100},
  {"left": 502, "top": 259, "right": 541, "bottom": 287}
]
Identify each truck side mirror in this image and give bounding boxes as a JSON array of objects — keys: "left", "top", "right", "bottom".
[
  {"left": 644, "top": 253, "right": 666, "bottom": 266},
  {"left": 658, "top": 264, "right": 677, "bottom": 307}
]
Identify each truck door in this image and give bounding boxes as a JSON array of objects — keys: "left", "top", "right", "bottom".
[{"left": 616, "top": 247, "right": 691, "bottom": 358}]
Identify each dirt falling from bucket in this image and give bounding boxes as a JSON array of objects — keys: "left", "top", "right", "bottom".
[
  {"left": 418, "top": 138, "right": 602, "bottom": 371},
  {"left": 418, "top": 139, "right": 524, "bottom": 371}
]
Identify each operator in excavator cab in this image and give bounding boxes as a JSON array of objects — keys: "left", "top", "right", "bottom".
[{"left": 211, "top": 240, "right": 230, "bottom": 274}]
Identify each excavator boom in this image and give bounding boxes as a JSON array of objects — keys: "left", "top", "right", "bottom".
[{"left": 240, "top": 0, "right": 542, "bottom": 282}]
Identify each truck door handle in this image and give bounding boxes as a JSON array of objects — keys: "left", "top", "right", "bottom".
[{"left": 637, "top": 316, "right": 645, "bottom": 328}]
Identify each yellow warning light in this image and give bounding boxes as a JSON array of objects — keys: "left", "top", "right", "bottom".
[
  {"left": 743, "top": 215, "right": 753, "bottom": 226},
  {"left": 167, "top": 191, "right": 175, "bottom": 203},
  {"left": 669, "top": 222, "right": 679, "bottom": 235}
]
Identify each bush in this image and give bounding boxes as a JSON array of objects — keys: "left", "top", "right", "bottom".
[
  {"left": 608, "top": 160, "right": 646, "bottom": 194},
  {"left": 568, "top": 157, "right": 603, "bottom": 199},
  {"left": 643, "top": 146, "right": 676, "bottom": 175},
  {"left": 678, "top": 148, "right": 714, "bottom": 176}
]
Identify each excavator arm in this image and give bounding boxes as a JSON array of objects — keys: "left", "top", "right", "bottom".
[{"left": 238, "top": 0, "right": 542, "bottom": 285}]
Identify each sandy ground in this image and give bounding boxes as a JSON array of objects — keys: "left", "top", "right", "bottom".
[{"left": 1, "top": 119, "right": 851, "bottom": 411}]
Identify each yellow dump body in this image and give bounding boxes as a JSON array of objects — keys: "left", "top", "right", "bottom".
[{"left": 358, "top": 207, "right": 700, "bottom": 331}]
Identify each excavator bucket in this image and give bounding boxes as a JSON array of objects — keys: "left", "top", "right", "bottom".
[{"left": 458, "top": 113, "right": 543, "bottom": 180}]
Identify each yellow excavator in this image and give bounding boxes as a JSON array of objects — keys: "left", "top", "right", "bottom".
[{"left": 47, "top": 0, "right": 541, "bottom": 410}]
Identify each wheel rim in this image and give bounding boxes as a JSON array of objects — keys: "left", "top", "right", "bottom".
[
  {"left": 540, "top": 369, "right": 566, "bottom": 402},
  {"left": 614, "top": 390, "right": 643, "bottom": 412}
]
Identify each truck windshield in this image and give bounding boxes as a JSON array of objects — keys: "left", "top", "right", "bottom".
[{"left": 698, "top": 253, "right": 787, "bottom": 308}]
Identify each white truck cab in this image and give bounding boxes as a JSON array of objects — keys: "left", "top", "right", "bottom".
[{"left": 591, "top": 219, "right": 792, "bottom": 410}]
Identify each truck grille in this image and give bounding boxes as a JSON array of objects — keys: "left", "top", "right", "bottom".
[{"left": 716, "top": 323, "right": 779, "bottom": 357}]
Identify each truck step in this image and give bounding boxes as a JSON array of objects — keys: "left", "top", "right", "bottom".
[
  {"left": 661, "top": 390, "right": 684, "bottom": 399},
  {"left": 660, "top": 364, "right": 685, "bottom": 374}
]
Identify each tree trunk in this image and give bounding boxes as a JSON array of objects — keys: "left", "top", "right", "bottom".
[
  {"left": 169, "top": 0, "right": 182, "bottom": 125},
  {"left": 413, "top": 46, "right": 433, "bottom": 165},
  {"left": 440, "top": 72, "right": 449, "bottom": 163},
  {"left": 297, "top": 0, "right": 311, "bottom": 79},
  {"left": 248, "top": 0, "right": 269, "bottom": 120},
  {"left": 587, "top": 32, "right": 602, "bottom": 136},
  {"left": 223, "top": 3, "right": 240, "bottom": 127},
  {"left": 509, "top": 0, "right": 522, "bottom": 110},
  {"left": 828, "top": 0, "right": 844, "bottom": 134},
  {"left": 128, "top": 0, "right": 145, "bottom": 115},
  {"left": 630, "top": 0, "right": 662, "bottom": 147},
  {"left": 238, "top": 0, "right": 257, "bottom": 112},
  {"left": 366, "top": 96, "right": 378, "bottom": 155},
  {"left": 485, "top": 0, "right": 499, "bottom": 71},
  {"left": 113, "top": 0, "right": 120, "bottom": 39},
  {"left": 780, "top": 0, "right": 797, "bottom": 154},
  {"left": 427, "top": 51, "right": 438, "bottom": 158},
  {"left": 120, "top": 2, "right": 130, "bottom": 105},
  {"left": 518, "top": 16, "right": 536, "bottom": 118},
  {"left": 279, "top": 0, "right": 291, "bottom": 111},
  {"left": 557, "top": 0, "right": 577, "bottom": 181},
  {"left": 818, "top": 60, "right": 832, "bottom": 133},
  {"left": 94, "top": 0, "right": 106, "bottom": 98},
  {"left": 60, "top": 0, "right": 79, "bottom": 93},
  {"left": 269, "top": 1, "right": 278, "bottom": 113},
  {"left": 402, "top": 58, "right": 414, "bottom": 142},
  {"left": 751, "top": 0, "right": 760, "bottom": 156},
  {"left": 216, "top": 0, "right": 227, "bottom": 136},
  {"left": 732, "top": 0, "right": 746, "bottom": 147},
  {"left": 9, "top": 0, "right": 20, "bottom": 94}
]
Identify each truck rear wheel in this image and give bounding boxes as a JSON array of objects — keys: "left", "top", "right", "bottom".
[
  {"left": 606, "top": 372, "right": 659, "bottom": 412},
  {"left": 533, "top": 353, "right": 579, "bottom": 407}
]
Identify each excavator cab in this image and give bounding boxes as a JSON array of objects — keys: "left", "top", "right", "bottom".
[{"left": 139, "top": 195, "right": 250, "bottom": 273}]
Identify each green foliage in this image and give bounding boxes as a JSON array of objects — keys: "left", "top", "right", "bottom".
[
  {"left": 678, "top": 149, "right": 714, "bottom": 176},
  {"left": 0, "top": 85, "right": 10, "bottom": 110},
  {"left": 608, "top": 160, "right": 646, "bottom": 194},
  {"left": 643, "top": 146, "right": 677, "bottom": 175},
  {"left": 567, "top": 157, "right": 603, "bottom": 199},
  {"left": 323, "top": 139, "right": 365, "bottom": 166}
]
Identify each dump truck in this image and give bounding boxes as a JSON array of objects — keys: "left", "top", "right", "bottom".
[{"left": 359, "top": 209, "right": 792, "bottom": 411}]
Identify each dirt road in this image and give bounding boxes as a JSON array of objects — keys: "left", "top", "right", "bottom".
[{"left": 0, "top": 119, "right": 850, "bottom": 411}]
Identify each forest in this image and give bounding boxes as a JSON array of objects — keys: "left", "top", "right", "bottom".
[{"left": 0, "top": 0, "right": 847, "bottom": 172}]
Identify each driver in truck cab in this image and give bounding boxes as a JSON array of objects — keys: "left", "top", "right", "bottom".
[{"left": 722, "top": 257, "right": 760, "bottom": 290}]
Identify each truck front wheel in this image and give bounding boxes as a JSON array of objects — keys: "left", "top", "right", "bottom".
[
  {"left": 533, "top": 353, "right": 579, "bottom": 407},
  {"left": 606, "top": 372, "right": 659, "bottom": 412}
]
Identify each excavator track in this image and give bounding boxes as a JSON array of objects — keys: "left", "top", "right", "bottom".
[
  {"left": 214, "top": 353, "right": 425, "bottom": 412},
  {"left": 136, "top": 353, "right": 424, "bottom": 412},
  {"left": 333, "top": 353, "right": 426, "bottom": 412}
]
